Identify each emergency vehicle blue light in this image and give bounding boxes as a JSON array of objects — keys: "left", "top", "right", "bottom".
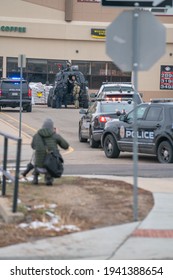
[{"left": 11, "top": 77, "right": 23, "bottom": 80}]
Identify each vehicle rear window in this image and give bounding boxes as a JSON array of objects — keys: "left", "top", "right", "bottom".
[
  {"left": 103, "top": 86, "right": 134, "bottom": 92},
  {"left": 101, "top": 102, "right": 133, "bottom": 113},
  {"left": 2, "top": 81, "right": 28, "bottom": 90}
]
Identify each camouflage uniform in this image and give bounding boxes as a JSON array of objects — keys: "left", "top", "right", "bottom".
[{"left": 73, "top": 82, "right": 80, "bottom": 108}]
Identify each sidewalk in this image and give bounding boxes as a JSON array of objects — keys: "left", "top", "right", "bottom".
[{"left": 0, "top": 176, "right": 172, "bottom": 260}]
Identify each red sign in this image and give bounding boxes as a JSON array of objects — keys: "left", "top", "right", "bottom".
[{"left": 160, "top": 65, "right": 173, "bottom": 90}]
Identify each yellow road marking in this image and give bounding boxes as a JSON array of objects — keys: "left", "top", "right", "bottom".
[
  {"left": 0, "top": 113, "right": 74, "bottom": 155},
  {"left": 1, "top": 112, "right": 37, "bottom": 132}
]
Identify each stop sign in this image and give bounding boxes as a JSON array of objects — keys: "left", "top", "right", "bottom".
[{"left": 106, "top": 10, "right": 166, "bottom": 71}]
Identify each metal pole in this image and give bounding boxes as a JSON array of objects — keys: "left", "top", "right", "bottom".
[
  {"left": 2, "top": 137, "right": 8, "bottom": 196},
  {"left": 13, "top": 138, "right": 22, "bottom": 213},
  {"left": 19, "top": 57, "right": 23, "bottom": 138},
  {"left": 132, "top": 9, "right": 139, "bottom": 221}
]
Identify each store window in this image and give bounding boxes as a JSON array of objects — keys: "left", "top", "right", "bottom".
[
  {"left": 5, "top": 57, "right": 131, "bottom": 88},
  {"left": 47, "top": 60, "right": 66, "bottom": 84},
  {"left": 72, "top": 60, "right": 90, "bottom": 75},
  {"left": 91, "top": 61, "right": 106, "bottom": 76},
  {"left": 27, "top": 59, "right": 47, "bottom": 83},
  {"left": 108, "top": 62, "right": 131, "bottom": 82},
  {"left": 7, "top": 57, "right": 20, "bottom": 78},
  {"left": 90, "top": 61, "right": 107, "bottom": 88}
]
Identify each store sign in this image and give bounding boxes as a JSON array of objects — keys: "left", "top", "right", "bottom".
[
  {"left": 0, "top": 26, "right": 26, "bottom": 32},
  {"left": 91, "top": 28, "right": 106, "bottom": 39},
  {"left": 160, "top": 65, "right": 173, "bottom": 90}
]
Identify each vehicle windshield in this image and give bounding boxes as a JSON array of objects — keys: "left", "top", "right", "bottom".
[{"left": 103, "top": 86, "right": 134, "bottom": 92}]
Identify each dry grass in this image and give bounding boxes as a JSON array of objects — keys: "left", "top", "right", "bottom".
[{"left": 0, "top": 176, "right": 154, "bottom": 247}]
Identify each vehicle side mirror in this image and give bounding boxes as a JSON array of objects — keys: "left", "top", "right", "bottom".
[
  {"left": 90, "top": 93, "right": 97, "bottom": 99},
  {"left": 119, "top": 114, "right": 126, "bottom": 122},
  {"left": 79, "top": 108, "right": 87, "bottom": 115}
]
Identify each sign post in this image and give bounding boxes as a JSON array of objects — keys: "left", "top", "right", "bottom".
[
  {"left": 106, "top": 7, "right": 166, "bottom": 221},
  {"left": 18, "top": 54, "right": 26, "bottom": 138}
]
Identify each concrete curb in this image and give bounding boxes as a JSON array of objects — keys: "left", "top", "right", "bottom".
[{"left": 0, "top": 197, "right": 24, "bottom": 223}]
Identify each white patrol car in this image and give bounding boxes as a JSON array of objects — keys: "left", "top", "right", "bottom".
[
  {"left": 101, "top": 100, "right": 173, "bottom": 163},
  {"left": 97, "top": 82, "right": 135, "bottom": 96},
  {"left": 95, "top": 82, "right": 143, "bottom": 104}
]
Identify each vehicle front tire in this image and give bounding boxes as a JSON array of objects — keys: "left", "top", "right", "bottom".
[
  {"left": 157, "top": 141, "right": 173, "bottom": 163},
  {"left": 103, "top": 134, "right": 120, "bottom": 158}
]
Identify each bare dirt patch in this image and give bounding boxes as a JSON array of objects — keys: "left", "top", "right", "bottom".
[{"left": 0, "top": 176, "right": 154, "bottom": 248}]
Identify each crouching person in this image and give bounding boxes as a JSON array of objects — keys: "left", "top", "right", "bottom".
[{"left": 31, "top": 118, "right": 69, "bottom": 186}]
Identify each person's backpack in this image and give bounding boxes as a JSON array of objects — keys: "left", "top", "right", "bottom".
[{"left": 43, "top": 150, "right": 64, "bottom": 178}]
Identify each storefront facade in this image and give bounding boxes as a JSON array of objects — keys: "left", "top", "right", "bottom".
[{"left": 0, "top": 0, "right": 173, "bottom": 101}]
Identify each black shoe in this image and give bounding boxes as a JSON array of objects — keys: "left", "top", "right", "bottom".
[
  {"left": 32, "top": 176, "right": 38, "bottom": 185},
  {"left": 46, "top": 181, "right": 53, "bottom": 186}
]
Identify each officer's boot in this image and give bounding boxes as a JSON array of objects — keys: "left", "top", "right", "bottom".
[
  {"left": 32, "top": 169, "right": 39, "bottom": 185},
  {"left": 45, "top": 173, "right": 53, "bottom": 186}
]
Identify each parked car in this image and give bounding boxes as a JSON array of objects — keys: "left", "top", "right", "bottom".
[
  {"left": 0, "top": 77, "right": 32, "bottom": 112},
  {"left": 47, "top": 65, "right": 89, "bottom": 108},
  {"left": 97, "top": 82, "right": 135, "bottom": 96},
  {"left": 101, "top": 100, "right": 173, "bottom": 163},
  {"left": 79, "top": 99, "right": 134, "bottom": 148},
  {"left": 90, "top": 82, "right": 143, "bottom": 104}
]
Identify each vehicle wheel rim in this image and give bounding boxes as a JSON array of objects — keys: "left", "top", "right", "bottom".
[
  {"left": 106, "top": 139, "right": 113, "bottom": 154},
  {"left": 161, "top": 147, "right": 169, "bottom": 162}
]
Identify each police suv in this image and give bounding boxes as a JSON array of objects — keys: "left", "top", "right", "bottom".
[
  {"left": 101, "top": 99, "right": 173, "bottom": 163},
  {"left": 0, "top": 77, "right": 32, "bottom": 112}
]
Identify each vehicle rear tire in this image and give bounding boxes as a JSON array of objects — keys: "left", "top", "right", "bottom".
[
  {"left": 103, "top": 134, "right": 120, "bottom": 158},
  {"left": 79, "top": 127, "right": 87, "bottom": 143},
  {"left": 26, "top": 105, "right": 32, "bottom": 112},
  {"left": 89, "top": 131, "right": 100, "bottom": 148},
  {"left": 47, "top": 88, "right": 53, "bottom": 107},
  {"left": 157, "top": 141, "right": 173, "bottom": 163},
  {"left": 51, "top": 98, "right": 56, "bottom": 108},
  {"left": 47, "top": 97, "right": 51, "bottom": 107}
]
